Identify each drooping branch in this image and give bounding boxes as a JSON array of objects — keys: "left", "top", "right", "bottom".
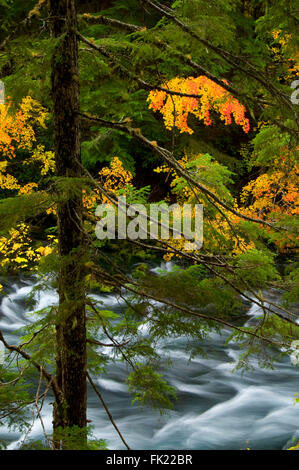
[
  {"left": 79, "top": 163, "right": 245, "bottom": 273},
  {"left": 122, "top": 236, "right": 299, "bottom": 324},
  {"left": 78, "top": 20, "right": 271, "bottom": 112},
  {"left": 149, "top": 37, "right": 270, "bottom": 108},
  {"left": 77, "top": 158, "right": 200, "bottom": 243},
  {"left": 78, "top": 34, "right": 234, "bottom": 101},
  {"left": 0, "top": 364, "right": 30, "bottom": 387},
  {"left": 0, "top": 391, "right": 48, "bottom": 420},
  {"left": 83, "top": 196, "right": 234, "bottom": 270},
  {"left": 76, "top": 164, "right": 297, "bottom": 325},
  {"left": 86, "top": 371, "right": 131, "bottom": 450},
  {"left": 87, "top": 301, "right": 137, "bottom": 371},
  {"left": 35, "top": 367, "right": 53, "bottom": 449},
  {"left": 18, "top": 323, "right": 52, "bottom": 349},
  {"left": 78, "top": 35, "right": 298, "bottom": 135},
  {"left": 89, "top": 265, "right": 296, "bottom": 346}
]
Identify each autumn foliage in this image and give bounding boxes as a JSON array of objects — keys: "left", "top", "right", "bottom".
[
  {"left": 0, "top": 97, "right": 54, "bottom": 193},
  {"left": 147, "top": 76, "right": 250, "bottom": 134},
  {"left": 0, "top": 97, "right": 55, "bottom": 275}
]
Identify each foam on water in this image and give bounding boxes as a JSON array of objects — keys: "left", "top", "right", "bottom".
[{"left": 97, "top": 378, "right": 128, "bottom": 393}]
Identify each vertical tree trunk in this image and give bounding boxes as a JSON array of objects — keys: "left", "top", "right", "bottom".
[{"left": 50, "top": 0, "right": 87, "bottom": 448}]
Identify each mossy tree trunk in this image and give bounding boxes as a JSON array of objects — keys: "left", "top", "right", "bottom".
[{"left": 50, "top": 0, "right": 87, "bottom": 448}]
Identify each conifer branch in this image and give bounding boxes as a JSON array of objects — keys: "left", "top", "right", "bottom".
[
  {"left": 142, "top": 0, "right": 299, "bottom": 122},
  {"left": 78, "top": 34, "right": 224, "bottom": 100},
  {"left": 150, "top": 37, "right": 271, "bottom": 107},
  {"left": 78, "top": 34, "right": 298, "bottom": 134},
  {"left": 78, "top": 112, "right": 287, "bottom": 230},
  {"left": 78, "top": 35, "right": 298, "bottom": 133},
  {"left": 87, "top": 338, "right": 131, "bottom": 348},
  {"left": 78, "top": 13, "right": 142, "bottom": 32},
  {"left": 90, "top": 265, "right": 295, "bottom": 346},
  {"left": 0, "top": 330, "right": 62, "bottom": 405},
  {"left": 0, "top": 0, "right": 47, "bottom": 51}
]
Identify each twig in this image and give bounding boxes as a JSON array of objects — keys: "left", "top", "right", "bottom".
[{"left": 86, "top": 371, "right": 131, "bottom": 450}]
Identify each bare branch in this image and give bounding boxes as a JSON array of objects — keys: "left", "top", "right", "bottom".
[
  {"left": 87, "top": 338, "right": 131, "bottom": 348},
  {"left": 35, "top": 367, "right": 53, "bottom": 449},
  {"left": 90, "top": 265, "right": 294, "bottom": 347},
  {"left": 86, "top": 371, "right": 131, "bottom": 450}
]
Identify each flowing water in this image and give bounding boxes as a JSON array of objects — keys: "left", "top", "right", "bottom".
[{"left": 0, "top": 265, "right": 299, "bottom": 450}]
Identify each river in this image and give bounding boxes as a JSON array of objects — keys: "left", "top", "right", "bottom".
[{"left": 0, "top": 263, "right": 298, "bottom": 450}]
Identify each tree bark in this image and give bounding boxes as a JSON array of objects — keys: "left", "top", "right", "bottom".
[{"left": 50, "top": 0, "right": 87, "bottom": 448}]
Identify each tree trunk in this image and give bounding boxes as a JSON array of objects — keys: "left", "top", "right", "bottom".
[{"left": 50, "top": 0, "right": 87, "bottom": 448}]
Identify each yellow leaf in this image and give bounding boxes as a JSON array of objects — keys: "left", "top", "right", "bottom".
[{"left": 15, "top": 257, "right": 28, "bottom": 263}]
